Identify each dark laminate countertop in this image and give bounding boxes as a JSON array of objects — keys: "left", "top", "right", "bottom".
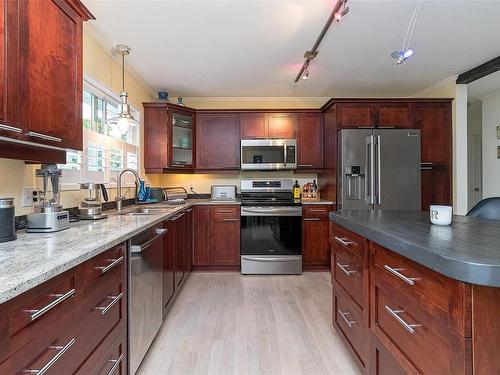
[{"left": 329, "top": 210, "right": 500, "bottom": 287}]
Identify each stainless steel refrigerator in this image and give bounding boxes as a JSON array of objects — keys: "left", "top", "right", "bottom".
[{"left": 337, "top": 129, "right": 421, "bottom": 210}]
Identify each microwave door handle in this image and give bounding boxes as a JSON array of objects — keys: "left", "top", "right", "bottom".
[{"left": 283, "top": 140, "right": 287, "bottom": 167}]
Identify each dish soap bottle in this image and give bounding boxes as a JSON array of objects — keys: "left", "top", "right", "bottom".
[{"left": 293, "top": 180, "right": 301, "bottom": 200}]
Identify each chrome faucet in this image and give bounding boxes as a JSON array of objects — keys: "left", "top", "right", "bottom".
[{"left": 116, "top": 168, "right": 141, "bottom": 212}]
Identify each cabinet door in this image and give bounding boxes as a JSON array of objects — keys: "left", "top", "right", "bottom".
[
  {"left": 19, "top": 0, "right": 84, "bottom": 150},
  {"left": 240, "top": 113, "right": 267, "bottom": 139},
  {"left": 185, "top": 208, "right": 193, "bottom": 273},
  {"left": 376, "top": 103, "right": 411, "bottom": 128},
  {"left": 337, "top": 103, "right": 374, "bottom": 128},
  {"left": 175, "top": 214, "right": 185, "bottom": 287},
  {"left": 268, "top": 113, "right": 296, "bottom": 138},
  {"left": 196, "top": 113, "right": 240, "bottom": 169},
  {"left": 303, "top": 218, "right": 329, "bottom": 266},
  {"left": 0, "top": 1, "right": 5, "bottom": 125},
  {"left": 193, "top": 206, "right": 211, "bottom": 266},
  {"left": 170, "top": 109, "right": 195, "bottom": 168},
  {"left": 370, "top": 335, "right": 414, "bottom": 375},
  {"left": 210, "top": 207, "right": 240, "bottom": 266},
  {"left": 144, "top": 105, "right": 169, "bottom": 171},
  {"left": 421, "top": 166, "right": 451, "bottom": 210},
  {"left": 163, "top": 220, "right": 175, "bottom": 310},
  {"left": 413, "top": 102, "right": 451, "bottom": 164},
  {"left": 297, "top": 113, "right": 323, "bottom": 169}
]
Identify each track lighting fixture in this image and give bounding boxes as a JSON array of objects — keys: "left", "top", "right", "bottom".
[
  {"left": 391, "top": 0, "right": 423, "bottom": 65},
  {"left": 294, "top": 0, "right": 349, "bottom": 83}
]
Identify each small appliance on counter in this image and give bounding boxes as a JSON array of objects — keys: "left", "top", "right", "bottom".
[
  {"left": 27, "top": 164, "right": 69, "bottom": 233},
  {"left": 162, "top": 187, "right": 188, "bottom": 205},
  {"left": 78, "top": 182, "right": 108, "bottom": 220},
  {"left": 0, "top": 197, "right": 16, "bottom": 242},
  {"left": 211, "top": 185, "right": 237, "bottom": 201}
]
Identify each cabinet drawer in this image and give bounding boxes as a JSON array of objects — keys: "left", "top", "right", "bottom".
[
  {"left": 330, "top": 223, "right": 365, "bottom": 255},
  {"left": 211, "top": 205, "right": 239, "bottom": 218},
  {"left": 75, "top": 327, "right": 126, "bottom": 375},
  {"left": 370, "top": 334, "right": 419, "bottom": 375},
  {"left": 303, "top": 205, "right": 330, "bottom": 219},
  {"left": 371, "top": 242, "right": 469, "bottom": 335},
  {"left": 82, "top": 243, "right": 126, "bottom": 288},
  {"left": 371, "top": 280, "right": 469, "bottom": 375},
  {"left": 332, "top": 237, "right": 365, "bottom": 308},
  {"left": 333, "top": 285, "right": 367, "bottom": 369}
]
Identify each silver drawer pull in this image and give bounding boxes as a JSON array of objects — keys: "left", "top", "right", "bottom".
[
  {"left": 338, "top": 309, "right": 357, "bottom": 328},
  {"left": 308, "top": 209, "right": 327, "bottom": 212},
  {"left": 384, "top": 305, "right": 421, "bottom": 334},
  {"left": 223, "top": 218, "right": 238, "bottom": 221},
  {"left": 298, "top": 164, "right": 313, "bottom": 167},
  {"left": 24, "top": 338, "right": 75, "bottom": 375},
  {"left": 384, "top": 265, "right": 417, "bottom": 286},
  {"left": 336, "top": 263, "right": 355, "bottom": 276},
  {"left": 27, "top": 289, "right": 76, "bottom": 321},
  {"left": 106, "top": 353, "right": 124, "bottom": 375},
  {"left": 304, "top": 218, "right": 320, "bottom": 221},
  {"left": 217, "top": 209, "right": 234, "bottom": 213},
  {"left": 96, "top": 256, "right": 124, "bottom": 274},
  {"left": 0, "top": 123, "right": 22, "bottom": 133},
  {"left": 26, "top": 131, "right": 62, "bottom": 143},
  {"left": 95, "top": 292, "right": 124, "bottom": 315},
  {"left": 334, "top": 236, "right": 355, "bottom": 247}
]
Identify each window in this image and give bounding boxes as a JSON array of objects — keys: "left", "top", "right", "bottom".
[{"left": 59, "top": 79, "right": 140, "bottom": 187}]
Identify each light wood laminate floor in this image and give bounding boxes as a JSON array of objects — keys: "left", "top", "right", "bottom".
[{"left": 137, "top": 272, "right": 361, "bottom": 375}]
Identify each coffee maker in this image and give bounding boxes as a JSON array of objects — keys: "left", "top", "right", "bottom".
[
  {"left": 26, "top": 164, "right": 69, "bottom": 233},
  {"left": 78, "top": 182, "right": 109, "bottom": 220}
]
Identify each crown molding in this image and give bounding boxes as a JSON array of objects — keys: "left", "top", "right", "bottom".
[
  {"left": 411, "top": 75, "right": 459, "bottom": 98},
  {"left": 181, "top": 96, "right": 330, "bottom": 102},
  {"left": 83, "top": 23, "right": 156, "bottom": 98}
]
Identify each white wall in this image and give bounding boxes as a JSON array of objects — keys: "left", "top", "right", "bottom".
[{"left": 481, "top": 91, "right": 500, "bottom": 198}]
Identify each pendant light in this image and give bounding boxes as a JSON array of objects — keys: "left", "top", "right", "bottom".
[{"left": 107, "top": 44, "right": 139, "bottom": 135}]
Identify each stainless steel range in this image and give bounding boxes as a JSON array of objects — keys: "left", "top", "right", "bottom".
[{"left": 240, "top": 179, "right": 302, "bottom": 275}]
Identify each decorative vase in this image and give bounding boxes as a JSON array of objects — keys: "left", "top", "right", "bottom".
[{"left": 137, "top": 180, "right": 147, "bottom": 202}]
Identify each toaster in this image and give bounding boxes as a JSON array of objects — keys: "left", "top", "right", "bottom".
[{"left": 211, "top": 185, "right": 237, "bottom": 201}]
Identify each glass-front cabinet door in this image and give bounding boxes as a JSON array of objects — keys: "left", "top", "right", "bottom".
[{"left": 170, "top": 109, "right": 194, "bottom": 168}]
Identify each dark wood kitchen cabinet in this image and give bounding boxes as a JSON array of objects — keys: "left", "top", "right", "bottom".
[
  {"left": 240, "top": 112, "right": 296, "bottom": 139},
  {"left": 163, "top": 219, "right": 176, "bottom": 313},
  {"left": 297, "top": 113, "right": 323, "bottom": 169},
  {"left": 333, "top": 101, "right": 411, "bottom": 129},
  {"left": 0, "top": 242, "right": 127, "bottom": 374},
  {"left": 0, "top": 0, "right": 93, "bottom": 162},
  {"left": 302, "top": 205, "right": 331, "bottom": 270},
  {"left": 193, "top": 205, "right": 240, "bottom": 270},
  {"left": 268, "top": 113, "right": 296, "bottom": 138},
  {"left": 240, "top": 112, "right": 268, "bottom": 139},
  {"left": 196, "top": 113, "right": 240, "bottom": 170},
  {"left": 143, "top": 102, "right": 196, "bottom": 173}
]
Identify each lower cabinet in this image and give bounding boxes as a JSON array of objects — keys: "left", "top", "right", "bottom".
[
  {"left": 0, "top": 243, "right": 127, "bottom": 374},
  {"left": 193, "top": 205, "right": 241, "bottom": 270},
  {"left": 302, "top": 204, "right": 332, "bottom": 269}
]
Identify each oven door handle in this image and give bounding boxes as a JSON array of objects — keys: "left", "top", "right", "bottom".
[
  {"left": 241, "top": 207, "right": 302, "bottom": 217},
  {"left": 241, "top": 256, "right": 301, "bottom": 262}
]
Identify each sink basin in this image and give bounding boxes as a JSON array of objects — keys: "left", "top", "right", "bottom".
[{"left": 118, "top": 207, "right": 172, "bottom": 216}]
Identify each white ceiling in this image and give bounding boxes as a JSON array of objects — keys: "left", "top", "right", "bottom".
[{"left": 83, "top": 0, "right": 500, "bottom": 98}]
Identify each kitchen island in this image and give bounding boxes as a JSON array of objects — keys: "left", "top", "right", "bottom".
[{"left": 329, "top": 210, "right": 500, "bottom": 375}]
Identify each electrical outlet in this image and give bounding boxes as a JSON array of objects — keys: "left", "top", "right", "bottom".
[{"left": 22, "top": 186, "right": 37, "bottom": 207}]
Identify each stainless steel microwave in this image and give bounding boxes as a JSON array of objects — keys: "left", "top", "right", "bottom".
[{"left": 240, "top": 139, "right": 297, "bottom": 170}]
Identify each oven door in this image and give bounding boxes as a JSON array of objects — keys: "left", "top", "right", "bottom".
[
  {"left": 240, "top": 139, "right": 296, "bottom": 170},
  {"left": 240, "top": 206, "right": 302, "bottom": 256}
]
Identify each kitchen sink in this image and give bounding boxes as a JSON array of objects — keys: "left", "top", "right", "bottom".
[{"left": 118, "top": 207, "right": 175, "bottom": 216}]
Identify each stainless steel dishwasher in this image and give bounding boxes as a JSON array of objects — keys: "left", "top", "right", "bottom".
[{"left": 128, "top": 224, "right": 167, "bottom": 374}]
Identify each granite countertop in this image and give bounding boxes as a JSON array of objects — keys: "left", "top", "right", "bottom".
[
  {"left": 0, "top": 199, "right": 240, "bottom": 304},
  {"left": 329, "top": 210, "right": 500, "bottom": 287}
]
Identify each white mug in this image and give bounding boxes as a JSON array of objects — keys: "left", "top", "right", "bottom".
[{"left": 430, "top": 205, "right": 453, "bottom": 226}]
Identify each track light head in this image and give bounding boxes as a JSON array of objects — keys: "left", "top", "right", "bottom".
[
  {"left": 334, "top": 6, "right": 349, "bottom": 22},
  {"left": 391, "top": 48, "right": 414, "bottom": 65},
  {"left": 302, "top": 69, "right": 309, "bottom": 81}
]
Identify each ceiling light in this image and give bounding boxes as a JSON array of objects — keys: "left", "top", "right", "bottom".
[
  {"left": 334, "top": 4, "right": 349, "bottom": 22},
  {"left": 391, "top": 49, "right": 414, "bottom": 65},
  {"left": 107, "top": 44, "right": 140, "bottom": 135},
  {"left": 302, "top": 68, "right": 310, "bottom": 81},
  {"left": 391, "top": 0, "right": 423, "bottom": 66}
]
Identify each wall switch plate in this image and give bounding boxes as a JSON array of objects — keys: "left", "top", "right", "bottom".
[{"left": 22, "top": 186, "right": 37, "bottom": 207}]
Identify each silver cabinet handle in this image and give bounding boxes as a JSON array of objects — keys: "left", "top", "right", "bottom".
[
  {"left": 334, "top": 236, "right": 355, "bottom": 247},
  {"left": 298, "top": 164, "right": 313, "bottom": 167},
  {"left": 26, "top": 131, "right": 62, "bottom": 143},
  {"left": 131, "top": 228, "right": 168, "bottom": 253},
  {"left": 336, "top": 263, "right": 355, "bottom": 276},
  {"left": 223, "top": 218, "right": 238, "bottom": 222},
  {"left": 384, "top": 265, "right": 417, "bottom": 286},
  {"left": 0, "top": 123, "right": 22, "bottom": 133},
  {"left": 24, "top": 338, "right": 75, "bottom": 375},
  {"left": 304, "top": 218, "right": 320, "bottom": 221},
  {"left": 185, "top": 208, "right": 193, "bottom": 212},
  {"left": 376, "top": 135, "right": 381, "bottom": 205},
  {"left": 384, "top": 305, "right": 421, "bottom": 334},
  {"left": 106, "top": 353, "right": 124, "bottom": 375},
  {"left": 216, "top": 209, "right": 234, "bottom": 213},
  {"left": 95, "top": 257, "right": 123, "bottom": 274},
  {"left": 27, "top": 289, "right": 76, "bottom": 321},
  {"left": 308, "top": 209, "right": 327, "bottom": 212},
  {"left": 94, "top": 292, "right": 124, "bottom": 315},
  {"left": 338, "top": 309, "right": 357, "bottom": 328}
]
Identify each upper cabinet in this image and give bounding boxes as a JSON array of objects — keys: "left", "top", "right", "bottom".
[
  {"left": 336, "top": 102, "right": 373, "bottom": 127},
  {"left": 143, "top": 102, "right": 196, "bottom": 173},
  {"left": 240, "top": 112, "right": 296, "bottom": 139},
  {"left": 0, "top": 0, "right": 93, "bottom": 161},
  {"left": 334, "top": 101, "right": 412, "bottom": 128},
  {"left": 196, "top": 113, "right": 240, "bottom": 170},
  {"left": 377, "top": 102, "right": 412, "bottom": 128},
  {"left": 297, "top": 113, "right": 323, "bottom": 169}
]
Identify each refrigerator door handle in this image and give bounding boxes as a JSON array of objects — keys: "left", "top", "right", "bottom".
[
  {"left": 365, "top": 135, "right": 375, "bottom": 205},
  {"left": 376, "top": 135, "right": 382, "bottom": 205}
]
